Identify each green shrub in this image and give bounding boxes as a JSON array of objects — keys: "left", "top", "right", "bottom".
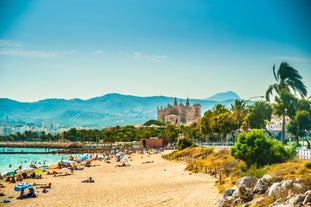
[
  {"left": 230, "top": 130, "right": 291, "bottom": 167},
  {"left": 176, "top": 137, "right": 196, "bottom": 150},
  {"left": 305, "top": 162, "right": 311, "bottom": 169}
]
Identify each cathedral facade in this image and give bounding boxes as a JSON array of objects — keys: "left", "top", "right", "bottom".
[{"left": 157, "top": 98, "right": 201, "bottom": 125}]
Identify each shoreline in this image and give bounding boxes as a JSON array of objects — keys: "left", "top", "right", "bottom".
[{"left": 0, "top": 150, "right": 220, "bottom": 207}]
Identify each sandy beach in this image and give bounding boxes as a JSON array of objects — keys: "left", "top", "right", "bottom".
[{"left": 0, "top": 150, "right": 220, "bottom": 207}]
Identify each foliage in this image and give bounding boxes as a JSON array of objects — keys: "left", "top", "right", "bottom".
[
  {"left": 265, "top": 62, "right": 307, "bottom": 145},
  {"left": 287, "top": 98, "right": 311, "bottom": 148},
  {"left": 200, "top": 104, "right": 236, "bottom": 141},
  {"left": 267, "top": 158, "right": 311, "bottom": 183},
  {"left": 236, "top": 164, "right": 272, "bottom": 178},
  {"left": 176, "top": 137, "right": 196, "bottom": 150},
  {"left": 230, "top": 99, "right": 247, "bottom": 128},
  {"left": 167, "top": 147, "right": 214, "bottom": 160},
  {"left": 143, "top": 119, "right": 165, "bottom": 126},
  {"left": 242, "top": 101, "right": 272, "bottom": 130},
  {"left": 230, "top": 130, "right": 291, "bottom": 167},
  {"left": 265, "top": 62, "right": 307, "bottom": 102}
]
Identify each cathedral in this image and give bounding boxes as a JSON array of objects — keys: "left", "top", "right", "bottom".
[{"left": 157, "top": 98, "right": 201, "bottom": 125}]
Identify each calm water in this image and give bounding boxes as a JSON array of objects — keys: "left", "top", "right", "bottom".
[{"left": 0, "top": 147, "right": 74, "bottom": 175}]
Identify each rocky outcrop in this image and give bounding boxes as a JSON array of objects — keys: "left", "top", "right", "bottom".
[{"left": 217, "top": 174, "right": 311, "bottom": 207}]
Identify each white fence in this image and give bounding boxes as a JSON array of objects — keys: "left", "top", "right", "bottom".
[{"left": 297, "top": 148, "right": 311, "bottom": 160}]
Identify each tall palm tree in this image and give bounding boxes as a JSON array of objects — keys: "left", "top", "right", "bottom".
[
  {"left": 266, "top": 62, "right": 307, "bottom": 144},
  {"left": 230, "top": 99, "right": 247, "bottom": 129}
]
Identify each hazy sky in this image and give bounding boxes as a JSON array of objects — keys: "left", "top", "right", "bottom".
[{"left": 1, "top": 0, "right": 311, "bottom": 102}]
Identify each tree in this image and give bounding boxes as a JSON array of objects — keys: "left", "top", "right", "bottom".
[
  {"left": 230, "top": 129, "right": 291, "bottom": 167},
  {"left": 176, "top": 137, "right": 196, "bottom": 150},
  {"left": 200, "top": 104, "right": 236, "bottom": 142},
  {"left": 143, "top": 119, "right": 165, "bottom": 126},
  {"left": 230, "top": 99, "right": 247, "bottom": 129},
  {"left": 266, "top": 62, "right": 307, "bottom": 144},
  {"left": 243, "top": 101, "right": 272, "bottom": 132},
  {"left": 287, "top": 99, "right": 311, "bottom": 148}
]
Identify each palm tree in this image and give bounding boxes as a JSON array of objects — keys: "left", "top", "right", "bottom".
[
  {"left": 266, "top": 62, "right": 307, "bottom": 145},
  {"left": 230, "top": 99, "right": 247, "bottom": 129}
]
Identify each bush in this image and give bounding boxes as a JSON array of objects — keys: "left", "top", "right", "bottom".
[
  {"left": 176, "top": 137, "right": 196, "bottom": 150},
  {"left": 230, "top": 130, "right": 291, "bottom": 167}
]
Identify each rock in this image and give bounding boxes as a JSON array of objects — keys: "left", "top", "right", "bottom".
[
  {"left": 217, "top": 196, "right": 235, "bottom": 207},
  {"left": 253, "top": 178, "right": 267, "bottom": 194},
  {"left": 237, "top": 185, "right": 253, "bottom": 201},
  {"left": 250, "top": 196, "right": 266, "bottom": 206},
  {"left": 268, "top": 182, "right": 282, "bottom": 198},
  {"left": 281, "top": 180, "right": 293, "bottom": 189},
  {"left": 293, "top": 182, "right": 303, "bottom": 193},
  {"left": 288, "top": 194, "right": 305, "bottom": 205},
  {"left": 262, "top": 174, "right": 274, "bottom": 183},
  {"left": 223, "top": 187, "right": 237, "bottom": 198},
  {"left": 238, "top": 176, "right": 257, "bottom": 189},
  {"left": 303, "top": 194, "right": 311, "bottom": 206}
]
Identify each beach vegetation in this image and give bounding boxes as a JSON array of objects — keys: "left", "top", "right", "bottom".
[
  {"left": 166, "top": 146, "right": 311, "bottom": 193},
  {"left": 265, "top": 62, "right": 308, "bottom": 144},
  {"left": 230, "top": 130, "right": 292, "bottom": 167},
  {"left": 176, "top": 137, "right": 196, "bottom": 150},
  {"left": 143, "top": 119, "right": 165, "bottom": 126}
]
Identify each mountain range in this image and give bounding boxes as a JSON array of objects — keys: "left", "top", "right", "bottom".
[{"left": 0, "top": 91, "right": 240, "bottom": 128}]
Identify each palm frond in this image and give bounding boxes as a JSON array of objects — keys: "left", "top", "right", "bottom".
[{"left": 272, "top": 64, "right": 278, "bottom": 81}]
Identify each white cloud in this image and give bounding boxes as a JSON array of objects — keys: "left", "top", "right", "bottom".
[
  {"left": 93, "top": 50, "right": 104, "bottom": 55},
  {"left": 134, "top": 52, "right": 142, "bottom": 58},
  {"left": 273, "top": 56, "right": 311, "bottom": 63},
  {"left": 0, "top": 48, "right": 76, "bottom": 58},
  {"left": 0, "top": 39, "right": 22, "bottom": 47},
  {"left": 0, "top": 39, "right": 76, "bottom": 58},
  {"left": 133, "top": 52, "right": 166, "bottom": 62},
  {"left": 151, "top": 55, "right": 167, "bottom": 62}
]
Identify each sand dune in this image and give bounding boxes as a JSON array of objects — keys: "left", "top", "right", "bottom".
[{"left": 0, "top": 151, "right": 220, "bottom": 207}]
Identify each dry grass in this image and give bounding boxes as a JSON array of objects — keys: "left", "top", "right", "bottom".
[{"left": 165, "top": 147, "right": 311, "bottom": 193}]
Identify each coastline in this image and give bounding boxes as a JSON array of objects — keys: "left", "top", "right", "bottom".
[{"left": 0, "top": 150, "right": 220, "bottom": 207}]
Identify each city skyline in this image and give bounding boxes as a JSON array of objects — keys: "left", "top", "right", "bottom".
[{"left": 1, "top": 0, "right": 311, "bottom": 102}]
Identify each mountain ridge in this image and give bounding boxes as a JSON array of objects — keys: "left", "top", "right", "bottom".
[{"left": 0, "top": 91, "right": 241, "bottom": 128}]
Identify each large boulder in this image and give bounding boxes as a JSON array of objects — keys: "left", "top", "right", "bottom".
[
  {"left": 268, "top": 182, "right": 282, "bottom": 198},
  {"left": 223, "top": 187, "right": 238, "bottom": 198},
  {"left": 238, "top": 176, "right": 257, "bottom": 189}
]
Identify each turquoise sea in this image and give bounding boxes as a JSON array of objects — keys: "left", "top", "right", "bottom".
[{"left": 0, "top": 148, "right": 73, "bottom": 175}]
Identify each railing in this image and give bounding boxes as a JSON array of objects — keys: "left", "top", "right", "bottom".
[{"left": 297, "top": 148, "right": 311, "bottom": 160}]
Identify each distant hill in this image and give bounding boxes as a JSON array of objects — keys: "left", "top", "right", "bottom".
[
  {"left": 0, "top": 92, "right": 241, "bottom": 128},
  {"left": 205, "top": 91, "right": 240, "bottom": 101}
]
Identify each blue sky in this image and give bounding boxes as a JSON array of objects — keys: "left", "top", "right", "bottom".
[{"left": 1, "top": 0, "right": 311, "bottom": 102}]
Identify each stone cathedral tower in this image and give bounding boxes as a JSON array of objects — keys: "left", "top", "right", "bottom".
[{"left": 157, "top": 98, "right": 201, "bottom": 125}]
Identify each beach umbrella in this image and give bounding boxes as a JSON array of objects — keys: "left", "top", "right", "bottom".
[
  {"left": 14, "top": 182, "right": 33, "bottom": 191},
  {"left": 23, "top": 167, "right": 35, "bottom": 171},
  {"left": 61, "top": 167, "right": 69, "bottom": 171},
  {"left": 80, "top": 155, "right": 89, "bottom": 161},
  {"left": 120, "top": 157, "right": 128, "bottom": 162},
  {"left": 33, "top": 169, "right": 42, "bottom": 174},
  {"left": 6, "top": 171, "right": 16, "bottom": 176}
]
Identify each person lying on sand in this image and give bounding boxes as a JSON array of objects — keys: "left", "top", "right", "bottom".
[
  {"left": 47, "top": 171, "right": 62, "bottom": 175},
  {"left": 53, "top": 172, "right": 70, "bottom": 177},
  {"left": 141, "top": 161, "right": 154, "bottom": 164},
  {"left": 36, "top": 183, "right": 51, "bottom": 189},
  {"left": 115, "top": 162, "right": 130, "bottom": 167},
  {"left": 81, "top": 177, "right": 94, "bottom": 183}
]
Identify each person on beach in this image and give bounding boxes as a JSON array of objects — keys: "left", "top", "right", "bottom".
[
  {"left": 81, "top": 177, "right": 94, "bottom": 183},
  {"left": 10, "top": 175, "right": 16, "bottom": 183},
  {"left": 17, "top": 189, "right": 24, "bottom": 199},
  {"left": 36, "top": 183, "right": 51, "bottom": 189}
]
